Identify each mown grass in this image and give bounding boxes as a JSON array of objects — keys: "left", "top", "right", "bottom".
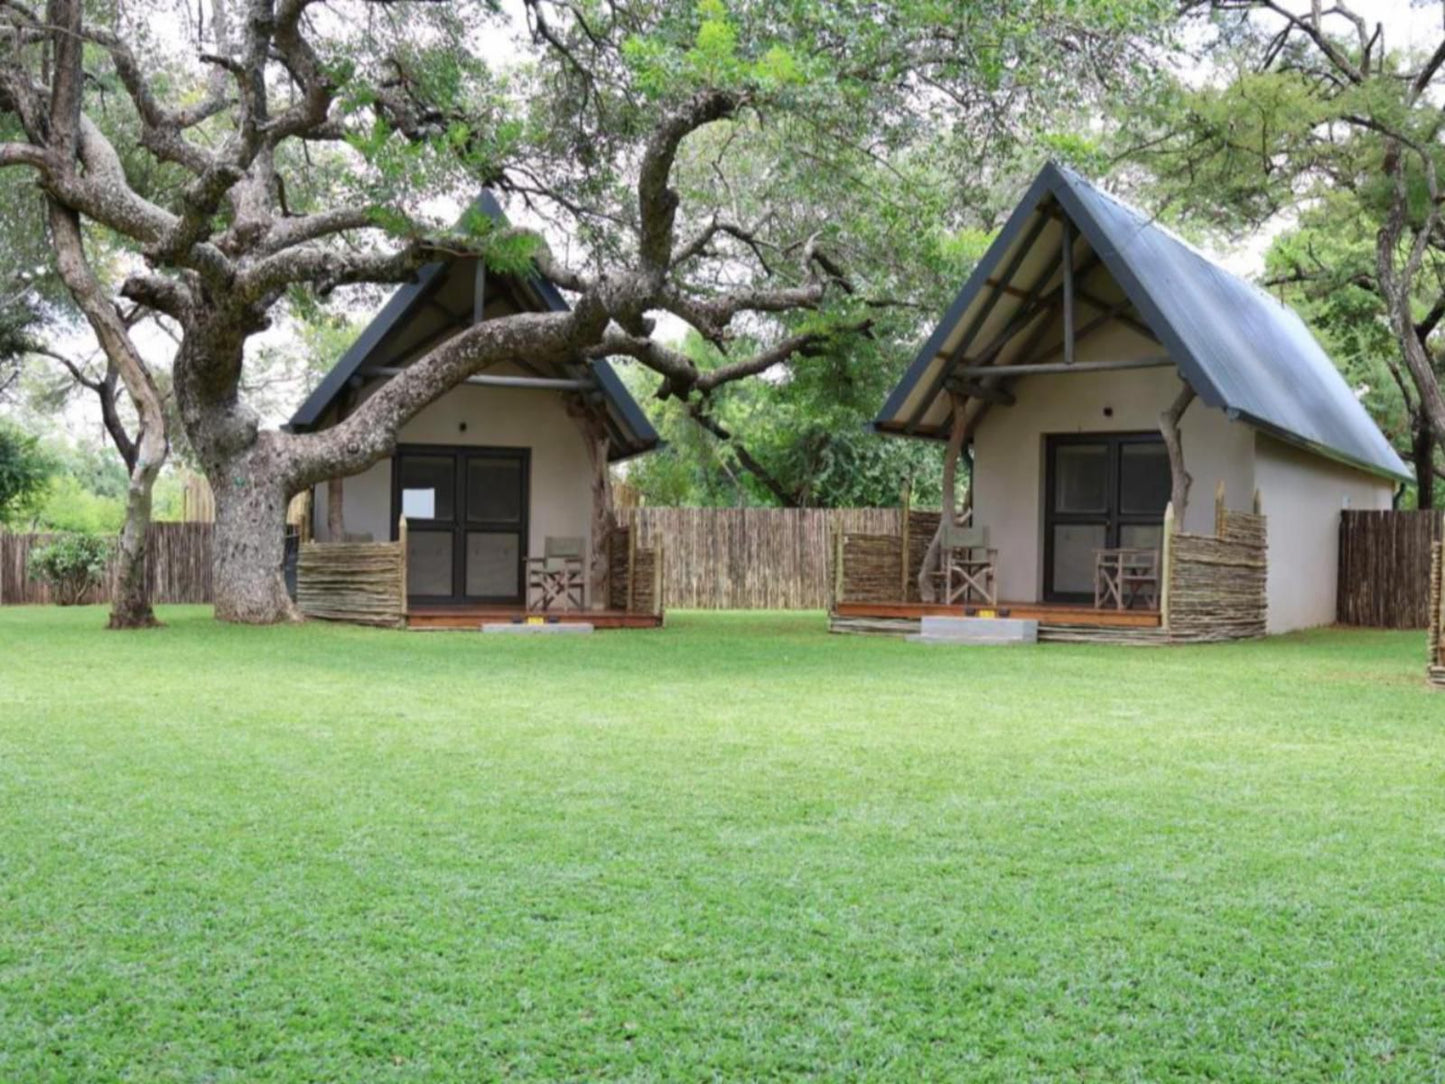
[{"left": 0, "top": 606, "right": 1442, "bottom": 1081}]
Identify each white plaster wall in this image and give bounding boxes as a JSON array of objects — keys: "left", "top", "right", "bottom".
[
  {"left": 310, "top": 377, "right": 593, "bottom": 565},
  {"left": 971, "top": 323, "right": 1256, "bottom": 603},
  {"left": 1255, "top": 433, "right": 1395, "bottom": 633}
]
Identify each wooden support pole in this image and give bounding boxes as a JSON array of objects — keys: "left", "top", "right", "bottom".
[
  {"left": 1160, "top": 501, "right": 1174, "bottom": 632},
  {"left": 1215, "top": 479, "right": 1226, "bottom": 537},
  {"left": 653, "top": 540, "right": 665, "bottom": 617},
  {"left": 1159, "top": 383, "right": 1195, "bottom": 530},
  {"left": 951, "top": 356, "right": 1173, "bottom": 378},
  {"left": 398, "top": 515, "right": 409, "bottom": 624},
  {"left": 833, "top": 527, "right": 845, "bottom": 607}
]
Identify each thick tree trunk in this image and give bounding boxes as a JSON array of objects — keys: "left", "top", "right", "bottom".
[
  {"left": 211, "top": 465, "right": 298, "bottom": 624},
  {"left": 1416, "top": 426, "right": 1436, "bottom": 510}
]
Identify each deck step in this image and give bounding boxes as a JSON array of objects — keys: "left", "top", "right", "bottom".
[
  {"left": 907, "top": 616, "right": 1039, "bottom": 646},
  {"left": 483, "top": 622, "right": 594, "bottom": 635}
]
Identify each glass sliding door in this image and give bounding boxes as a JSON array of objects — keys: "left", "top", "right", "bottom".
[
  {"left": 462, "top": 451, "right": 526, "bottom": 601},
  {"left": 1043, "top": 433, "right": 1171, "bottom": 603},
  {"left": 394, "top": 445, "right": 529, "bottom": 604}
]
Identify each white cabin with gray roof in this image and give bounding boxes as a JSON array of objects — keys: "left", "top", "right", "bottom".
[{"left": 863, "top": 164, "right": 1409, "bottom": 637}]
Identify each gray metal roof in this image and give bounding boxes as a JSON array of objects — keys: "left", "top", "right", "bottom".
[
  {"left": 876, "top": 163, "right": 1411, "bottom": 483},
  {"left": 286, "top": 191, "right": 659, "bottom": 462}
]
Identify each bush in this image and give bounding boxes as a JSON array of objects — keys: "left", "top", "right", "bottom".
[{"left": 28, "top": 533, "right": 112, "bottom": 605}]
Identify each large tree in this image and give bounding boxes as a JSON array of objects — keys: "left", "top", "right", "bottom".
[
  {"left": 0, "top": 0, "right": 1168, "bottom": 622},
  {"left": 1127, "top": 0, "right": 1445, "bottom": 505}
]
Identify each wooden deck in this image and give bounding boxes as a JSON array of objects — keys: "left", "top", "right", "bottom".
[
  {"left": 830, "top": 600, "right": 1166, "bottom": 644},
  {"left": 406, "top": 605, "right": 663, "bottom": 631}
]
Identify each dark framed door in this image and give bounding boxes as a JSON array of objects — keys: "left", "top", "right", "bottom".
[
  {"left": 392, "top": 445, "right": 529, "bottom": 604},
  {"left": 1043, "top": 433, "right": 1171, "bottom": 603}
]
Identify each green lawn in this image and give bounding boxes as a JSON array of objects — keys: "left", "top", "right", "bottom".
[{"left": 0, "top": 607, "right": 1441, "bottom": 1081}]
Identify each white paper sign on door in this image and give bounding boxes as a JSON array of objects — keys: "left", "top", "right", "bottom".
[{"left": 401, "top": 488, "right": 436, "bottom": 519}]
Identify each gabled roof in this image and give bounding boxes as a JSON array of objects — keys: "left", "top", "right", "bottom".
[
  {"left": 875, "top": 163, "right": 1411, "bottom": 483},
  {"left": 286, "top": 191, "right": 659, "bottom": 462}
]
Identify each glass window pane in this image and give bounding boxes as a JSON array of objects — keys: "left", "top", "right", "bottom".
[
  {"left": 466, "top": 532, "right": 520, "bottom": 597},
  {"left": 399, "top": 455, "right": 454, "bottom": 521},
  {"left": 1120, "top": 524, "right": 1163, "bottom": 552},
  {"left": 407, "top": 530, "right": 453, "bottom": 596},
  {"left": 1053, "top": 523, "right": 1107, "bottom": 595},
  {"left": 466, "top": 457, "right": 523, "bottom": 524},
  {"left": 1054, "top": 444, "right": 1108, "bottom": 513},
  {"left": 1119, "top": 442, "right": 1171, "bottom": 515}
]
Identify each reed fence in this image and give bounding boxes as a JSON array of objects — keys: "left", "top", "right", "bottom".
[
  {"left": 629, "top": 507, "right": 902, "bottom": 610},
  {"left": 1163, "top": 497, "right": 1268, "bottom": 643},
  {"left": 1337, "top": 509, "right": 1445, "bottom": 629},
  {"left": 295, "top": 518, "right": 407, "bottom": 627},
  {"left": 0, "top": 522, "right": 213, "bottom": 606}
]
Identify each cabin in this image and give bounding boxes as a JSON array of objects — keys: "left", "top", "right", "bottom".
[
  {"left": 286, "top": 194, "right": 664, "bottom": 630},
  {"left": 837, "top": 163, "right": 1411, "bottom": 642}
]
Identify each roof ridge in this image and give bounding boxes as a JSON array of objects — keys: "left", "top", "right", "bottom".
[{"left": 1052, "top": 164, "right": 1292, "bottom": 313}]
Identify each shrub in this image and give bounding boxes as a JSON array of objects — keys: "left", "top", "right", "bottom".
[{"left": 28, "top": 533, "right": 112, "bottom": 605}]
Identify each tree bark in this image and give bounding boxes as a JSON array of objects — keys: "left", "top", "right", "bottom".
[
  {"left": 211, "top": 460, "right": 298, "bottom": 624},
  {"left": 1416, "top": 425, "right": 1436, "bottom": 510},
  {"left": 1159, "top": 382, "right": 1195, "bottom": 529},
  {"left": 46, "top": 203, "right": 169, "bottom": 629},
  {"left": 918, "top": 393, "right": 968, "bottom": 604}
]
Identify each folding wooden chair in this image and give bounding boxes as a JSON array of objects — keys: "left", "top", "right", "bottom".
[
  {"left": 527, "top": 536, "right": 586, "bottom": 612},
  {"left": 1094, "top": 548, "right": 1160, "bottom": 611},
  {"left": 937, "top": 524, "right": 997, "bottom": 606}
]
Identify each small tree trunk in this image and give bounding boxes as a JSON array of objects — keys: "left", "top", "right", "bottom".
[
  {"left": 1416, "top": 425, "right": 1436, "bottom": 510},
  {"left": 108, "top": 446, "right": 165, "bottom": 629},
  {"left": 211, "top": 468, "right": 298, "bottom": 624},
  {"left": 918, "top": 393, "right": 969, "bottom": 604},
  {"left": 1159, "top": 383, "right": 1195, "bottom": 530},
  {"left": 45, "top": 200, "right": 170, "bottom": 629}
]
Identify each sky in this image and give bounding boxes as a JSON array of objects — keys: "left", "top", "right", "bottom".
[{"left": 11, "top": 0, "right": 1445, "bottom": 445}]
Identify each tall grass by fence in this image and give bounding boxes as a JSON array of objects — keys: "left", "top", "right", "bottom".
[
  {"left": 0, "top": 523, "right": 213, "bottom": 606},
  {"left": 630, "top": 507, "right": 902, "bottom": 609},
  {"left": 1337, "top": 510, "right": 1445, "bottom": 629}
]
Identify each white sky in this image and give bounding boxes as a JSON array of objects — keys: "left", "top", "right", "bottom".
[{"left": 13, "top": 0, "right": 1445, "bottom": 445}]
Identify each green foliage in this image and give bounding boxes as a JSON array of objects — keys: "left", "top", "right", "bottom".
[
  {"left": 619, "top": 335, "right": 944, "bottom": 508},
  {"left": 31, "top": 474, "right": 126, "bottom": 533},
  {"left": 26, "top": 532, "right": 111, "bottom": 604},
  {"left": 0, "top": 421, "right": 50, "bottom": 525}
]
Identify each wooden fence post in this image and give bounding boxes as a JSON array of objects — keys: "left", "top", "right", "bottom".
[
  {"left": 626, "top": 520, "right": 637, "bottom": 615},
  {"left": 1160, "top": 501, "right": 1174, "bottom": 632},
  {"left": 653, "top": 541, "right": 665, "bottom": 617},
  {"left": 397, "top": 515, "right": 408, "bottom": 624},
  {"left": 899, "top": 480, "right": 911, "bottom": 603},
  {"left": 832, "top": 528, "right": 845, "bottom": 608}
]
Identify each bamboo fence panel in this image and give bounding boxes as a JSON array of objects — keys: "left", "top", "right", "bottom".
[
  {"left": 1337, "top": 510, "right": 1445, "bottom": 629},
  {"left": 605, "top": 526, "right": 663, "bottom": 614},
  {"left": 1165, "top": 508, "right": 1268, "bottom": 642},
  {"left": 0, "top": 523, "right": 213, "bottom": 605},
  {"left": 296, "top": 535, "right": 406, "bottom": 627},
  {"left": 1428, "top": 542, "right": 1443, "bottom": 689},
  {"left": 630, "top": 507, "right": 901, "bottom": 610}
]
